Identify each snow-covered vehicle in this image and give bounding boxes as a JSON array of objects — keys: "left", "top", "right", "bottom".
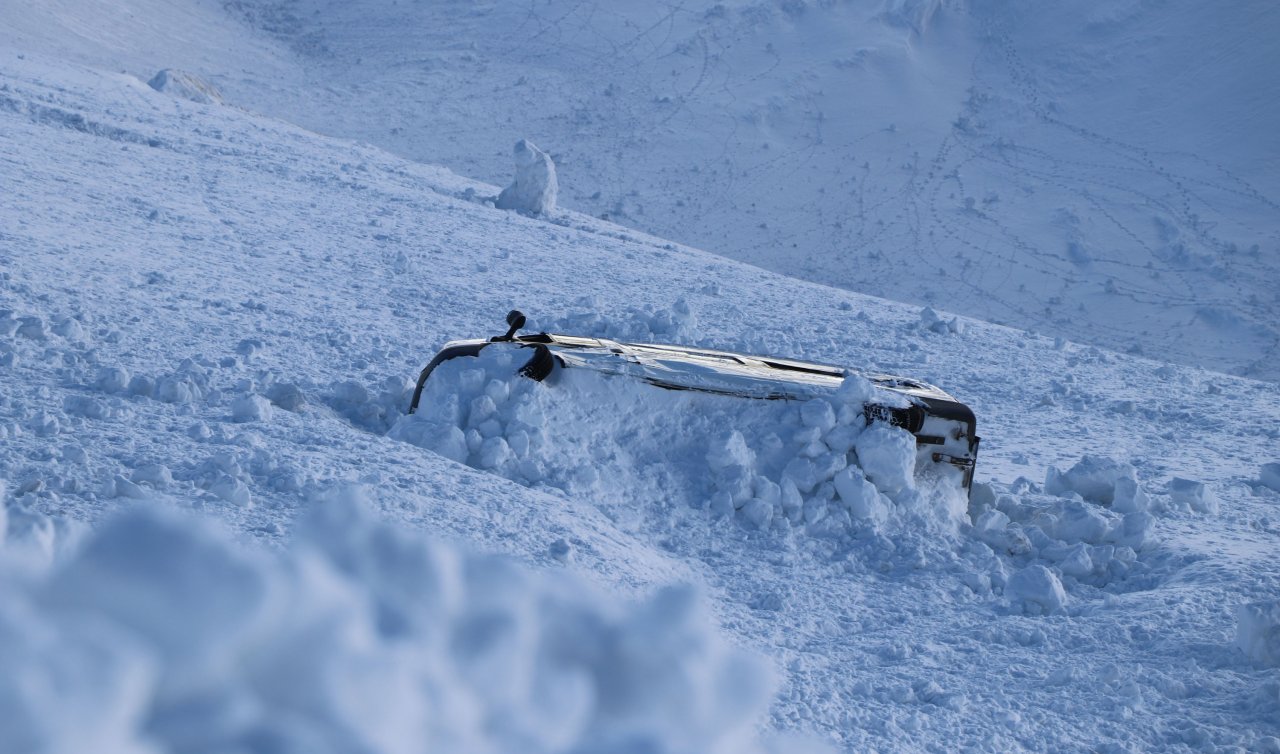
[{"left": 409, "top": 311, "right": 981, "bottom": 491}]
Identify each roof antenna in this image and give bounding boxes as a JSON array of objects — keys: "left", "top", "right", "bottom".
[{"left": 495, "top": 309, "right": 526, "bottom": 342}]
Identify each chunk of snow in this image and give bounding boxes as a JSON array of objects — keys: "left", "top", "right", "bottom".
[
  {"left": 834, "top": 374, "right": 876, "bottom": 406},
  {"left": 1007, "top": 565, "right": 1068, "bottom": 614},
  {"left": 476, "top": 436, "right": 512, "bottom": 469},
  {"left": 834, "top": 466, "right": 890, "bottom": 526},
  {"left": 854, "top": 423, "right": 917, "bottom": 497},
  {"left": 52, "top": 317, "right": 86, "bottom": 342},
  {"left": 266, "top": 382, "right": 305, "bottom": 411},
  {"left": 230, "top": 394, "right": 273, "bottom": 423},
  {"left": 1111, "top": 475, "right": 1150, "bottom": 514},
  {"left": 1236, "top": 601, "right": 1280, "bottom": 666},
  {"left": 128, "top": 375, "right": 156, "bottom": 398},
  {"left": 739, "top": 498, "right": 774, "bottom": 530},
  {"left": 548, "top": 537, "right": 574, "bottom": 563},
  {"left": 918, "top": 306, "right": 962, "bottom": 335},
  {"left": 1051, "top": 500, "right": 1110, "bottom": 544},
  {"left": 1261, "top": 463, "right": 1280, "bottom": 493},
  {"left": 156, "top": 376, "right": 198, "bottom": 404},
  {"left": 17, "top": 316, "right": 48, "bottom": 340},
  {"left": 1045, "top": 455, "right": 1144, "bottom": 507},
  {"left": 800, "top": 399, "right": 837, "bottom": 431},
  {"left": 707, "top": 430, "right": 754, "bottom": 471},
  {"left": 1051, "top": 543, "right": 1094, "bottom": 579},
  {"left": 95, "top": 366, "right": 131, "bottom": 394},
  {"left": 1168, "top": 477, "right": 1217, "bottom": 514},
  {"left": 495, "top": 139, "right": 558, "bottom": 214},
  {"left": 131, "top": 464, "right": 173, "bottom": 488},
  {"left": 208, "top": 474, "right": 251, "bottom": 507}
]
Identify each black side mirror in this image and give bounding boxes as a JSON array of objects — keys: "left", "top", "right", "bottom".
[{"left": 496, "top": 309, "right": 526, "bottom": 341}]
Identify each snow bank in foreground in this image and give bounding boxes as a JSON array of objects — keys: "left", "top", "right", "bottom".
[
  {"left": 392, "top": 345, "right": 968, "bottom": 542},
  {"left": 0, "top": 491, "right": 780, "bottom": 754}
]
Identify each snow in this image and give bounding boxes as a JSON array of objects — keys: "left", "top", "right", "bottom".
[
  {"left": 1006, "top": 564, "right": 1068, "bottom": 615},
  {"left": 1045, "top": 455, "right": 1147, "bottom": 510},
  {"left": 146, "top": 69, "right": 224, "bottom": 105},
  {"left": 0, "top": 7, "right": 1278, "bottom": 751},
  {"left": 1263, "top": 463, "right": 1280, "bottom": 493},
  {"left": 0, "top": 496, "right": 778, "bottom": 754},
  {"left": 495, "top": 139, "right": 559, "bottom": 215},
  {"left": 230, "top": 394, "right": 273, "bottom": 423},
  {"left": 1236, "top": 601, "right": 1280, "bottom": 667},
  {"left": 9, "top": 0, "right": 1270, "bottom": 378},
  {"left": 393, "top": 343, "right": 966, "bottom": 542},
  {"left": 1168, "top": 477, "right": 1219, "bottom": 515}
]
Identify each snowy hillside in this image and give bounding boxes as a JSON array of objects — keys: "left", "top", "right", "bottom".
[
  {"left": 4, "top": 0, "right": 1274, "bottom": 379},
  {"left": 4, "top": 47, "right": 1280, "bottom": 751}
]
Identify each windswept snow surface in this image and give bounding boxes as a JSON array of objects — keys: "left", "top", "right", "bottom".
[
  {"left": 3, "top": 45, "right": 1280, "bottom": 753},
  {"left": 5, "top": 0, "right": 1275, "bottom": 379}
]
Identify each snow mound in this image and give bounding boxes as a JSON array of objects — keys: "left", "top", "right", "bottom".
[
  {"left": 1237, "top": 601, "right": 1280, "bottom": 666},
  {"left": 495, "top": 139, "right": 558, "bottom": 214},
  {"left": 0, "top": 494, "right": 778, "bottom": 753},
  {"left": 1006, "top": 564, "right": 1068, "bottom": 615},
  {"left": 1045, "top": 455, "right": 1149, "bottom": 512},
  {"left": 1168, "top": 477, "right": 1218, "bottom": 514},
  {"left": 146, "top": 69, "right": 225, "bottom": 105},
  {"left": 966, "top": 475, "right": 1156, "bottom": 598},
  {"left": 1261, "top": 462, "right": 1280, "bottom": 493},
  {"left": 391, "top": 345, "right": 968, "bottom": 541},
  {"left": 917, "top": 306, "right": 963, "bottom": 336}
]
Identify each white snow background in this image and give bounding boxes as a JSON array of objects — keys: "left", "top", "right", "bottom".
[{"left": 1, "top": 1, "right": 1279, "bottom": 751}]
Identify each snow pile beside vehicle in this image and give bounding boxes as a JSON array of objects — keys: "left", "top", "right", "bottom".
[
  {"left": 391, "top": 346, "right": 968, "bottom": 541},
  {"left": 965, "top": 478, "right": 1158, "bottom": 611},
  {"left": 388, "top": 340, "right": 1177, "bottom": 620},
  {"left": 0, "top": 493, "right": 779, "bottom": 754},
  {"left": 1045, "top": 455, "right": 1149, "bottom": 512}
]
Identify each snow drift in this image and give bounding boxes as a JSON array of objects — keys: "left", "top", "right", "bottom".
[
  {"left": 0, "top": 492, "right": 780, "bottom": 754},
  {"left": 391, "top": 343, "right": 970, "bottom": 542}
]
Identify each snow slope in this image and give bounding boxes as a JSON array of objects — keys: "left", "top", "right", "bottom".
[
  {"left": 6, "top": 0, "right": 1274, "bottom": 379},
  {"left": 4, "top": 51, "right": 1280, "bottom": 751}
]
